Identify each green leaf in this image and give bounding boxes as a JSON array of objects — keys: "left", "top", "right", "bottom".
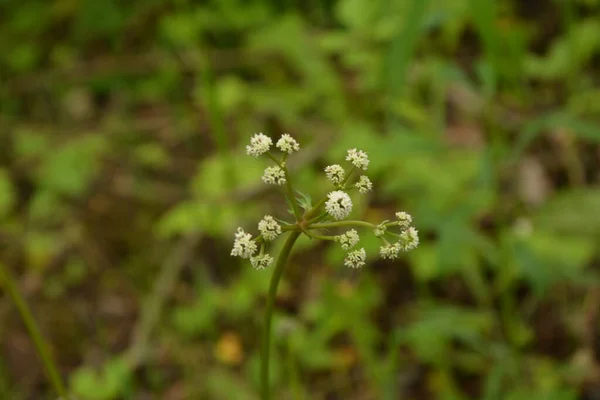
[
  {"left": 70, "top": 358, "right": 131, "bottom": 400},
  {"left": 533, "top": 188, "right": 600, "bottom": 236}
]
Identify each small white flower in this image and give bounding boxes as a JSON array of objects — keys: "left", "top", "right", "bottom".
[
  {"left": 324, "top": 164, "right": 345, "bottom": 185},
  {"left": 380, "top": 243, "right": 400, "bottom": 260},
  {"left": 325, "top": 190, "right": 353, "bottom": 220},
  {"left": 395, "top": 211, "right": 412, "bottom": 228},
  {"left": 258, "top": 215, "right": 282, "bottom": 241},
  {"left": 344, "top": 248, "right": 366, "bottom": 268},
  {"left": 231, "top": 228, "right": 258, "bottom": 259},
  {"left": 276, "top": 134, "right": 300, "bottom": 154},
  {"left": 250, "top": 254, "right": 274, "bottom": 270},
  {"left": 398, "top": 227, "right": 419, "bottom": 251},
  {"left": 356, "top": 175, "right": 373, "bottom": 194},
  {"left": 262, "top": 166, "right": 286, "bottom": 185},
  {"left": 346, "top": 148, "right": 369, "bottom": 170},
  {"left": 337, "top": 229, "right": 360, "bottom": 250},
  {"left": 246, "top": 133, "right": 273, "bottom": 157}
]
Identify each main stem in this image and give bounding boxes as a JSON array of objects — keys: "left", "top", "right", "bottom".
[
  {"left": 0, "top": 263, "right": 67, "bottom": 398},
  {"left": 261, "top": 230, "right": 302, "bottom": 400}
]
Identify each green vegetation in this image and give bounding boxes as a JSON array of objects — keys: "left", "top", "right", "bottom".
[{"left": 1, "top": 0, "right": 600, "bottom": 399}]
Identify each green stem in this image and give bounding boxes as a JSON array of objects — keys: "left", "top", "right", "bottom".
[
  {"left": 0, "top": 263, "right": 67, "bottom": 398},
  {"left": 303, "top": 230, "right": 337, "bottom": 241},
  {"left": 309, "top": 220, "right": 376, "bottom": 230},
  {"left": 261, "top": 230, "right": 302, "bottom": 400}
]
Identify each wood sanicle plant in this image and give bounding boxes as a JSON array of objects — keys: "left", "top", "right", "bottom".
[{"left": 230, "top": 134, "right": 419, "bottom": 400}]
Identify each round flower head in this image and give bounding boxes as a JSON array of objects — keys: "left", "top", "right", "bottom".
[
  {"left": 258, "top": 215, "right": 282, "bottom": 241},
  {"left": 346, "top": 148, "right": 369, "bottom": 170},
  {"left": 262, "top": 166, "right": 286, "bottom": 185},
  {"left": 324, "top": 164, "right": 345, "bottom": 185},
  {"left": 344, "top": 248, "right": 366, "bottom": 269},
  {"left": 246, "top": 133, "right": 272, "bottom": 157},
  {"left": 337, "top": 229, "right": 360, "bottom": 250},
  {"left": 325, "top": 190, "right": 353, "bottom": 220},
  {"left": 398, "top": 227, "right": 419, "bottom": 251},
  {"left": 395, "top": 211, "right": 412, "bottom": 229},
  {"left": 250, "top": 254, "right": 274, "bottom": 270},
  {"left": 380, "top": 243, "right": 400, "bottom": 260},
  {"left": 356, "top": 175, "right": 372, "bottom": 194},
  {"left": 231, "top": 228, "right": 258, "bottom": 259},
  {"left": 276, "top": 134, "right": 300, "bottom": 154}
]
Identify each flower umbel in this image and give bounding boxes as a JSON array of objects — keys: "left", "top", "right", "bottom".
[
  {"left": 250, "top": 254, "right": 274, "bottom": 270},
  {"left": 231, "top": 228, "right": 257, "bottom": 259},
  {"left": 258, "top": 215, "right": 282, "bottom": 241},
  {"left": 380, "top": 243, "right": 400, "bottom": 260},
  {"left": 337, "top": 229, "right": 360, "bottom": 250},
  {"left": 398, "top": 227, "right": 419, "bottom": 251},
  {"left": 276, "top": 134, "right": 300, "bottom": 154},
  {"left": 325, "top": 190, "right": 353, "bottom": 220},
  {"left": 395, "top": 211, "right": 412, "bottom": 229},
  {"left": 356, "top": 175, "right": 372, "bottom": 194},
  {"left": 246, "top": 133, "right": 272, "bottom": 157},
  {"left": 324, "top": 164, "right": 345, "bottom": 185},
  {"left": 346, "top": 148, "right": 369, "bottom": 170},
  {"left": 344, "top": 248, "right": 366, "bottom": 268},
  {"left": 262, "top": 166, "right": 286, "bottom": 185}
]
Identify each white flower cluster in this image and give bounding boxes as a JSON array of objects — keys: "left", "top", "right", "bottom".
[
  {"left": 344, "top": 248, "right": 366, "bottom": 268},
  {"left": 250, "top": 254, "right": 274, "bottom": 270},
  {"left": 258, "top": 215, "right": 282, "bottom": 241},
  {"left": 231, "top": 228, "right": 257, "bottom": 259},
  {"left": 246, "top": 133, "right": 272, "bottom": 157},
  {"left": 262, "top": 166, "right": 286, "bottom": 185},
  {"left": 346, "top": 148, "right": 369, "bottom": 170},
  {"left": 246, "top": 133, "right": 300, "bottom": 158},
  {"left": 324, "top": 164, "right": 345, "bottom": 185},
  {"left": 337, "top": 229, "right": 359, "bottom": 250},
  {"left": 378, "top": 213, "right": 419, "bottom": 259},
  {"left": 398, "top": 226, "right": 419, "bottom": 251},
  {"left": 325, "top": 190, "right": 353, "bottom": 220},
  {"left": 356, "top": 175, "right": 372, "bottom": 194},
  {"left": 395, "top": 211, "right": 412, "bottom": 228},
  {"left": 380, "top": 243, "right": 400, "bottom": 260},
  {"left": 276, "top": 134, "right": 300, "bottom": 154}
]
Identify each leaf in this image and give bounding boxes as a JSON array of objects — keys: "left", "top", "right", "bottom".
[
  {"left": 295, "top": 190, "right": 312, "bottom": 211},
  {"left": 70, "top": 358, "right": 131, "bottom": 400},
  {"left": 37, "top": 135, "right": 107, "bottom": 197},
  {"left": 532, "top": 188, "right": 600, "bottom": 236}
]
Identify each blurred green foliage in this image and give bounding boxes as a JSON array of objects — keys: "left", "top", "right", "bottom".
[{"left": 2, "top": 0, "right": 600, "bottom": 399}]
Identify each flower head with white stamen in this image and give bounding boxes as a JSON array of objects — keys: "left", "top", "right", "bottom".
[
  {"left": 250, "top": 254, "right": 274, "bottom": 270},
  {"left": 337, "top": 229, "right": 360, "bottom": 250},
  {"left": 395, "top": 211, "right": 412, "bottom": 229},
  {"left": 325, "top": 190, "right": 353, "bottom": 220},
  {"left": 397, "top": 227, "right": 419, "bottom": 251},
  {"left": 346, "top": 148, "right": 369, "bottom": 170},
  {"left": 344, "top": 248, "right": 366, "bottom": 269},
  {"left": 246, "top": 133, "right": 272, "bottom": 157},
  {"left": 258, "top": 215, "right": 282, "bottom": 241},
  {"left": 380, "top": 243, "right": 400, "bottom": 260},
  {"left": 324, "top": 164, "right": 345, "bottom": 185},
  {"left": 262, "top": 166, "right": 286, "bottom": 185},
  {"left": 276, "top": 134, "right": 300, "bottom": 154},
  {"left": 231, "top": 228, "right": 258, "bottom": 259},
  {"left": 356, "top": 175, "right": 372, "bottom": 194}
]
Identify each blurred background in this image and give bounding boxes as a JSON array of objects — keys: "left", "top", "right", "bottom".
[{"left": 2, "top": 0, "right": 600, "bottom": 399}]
